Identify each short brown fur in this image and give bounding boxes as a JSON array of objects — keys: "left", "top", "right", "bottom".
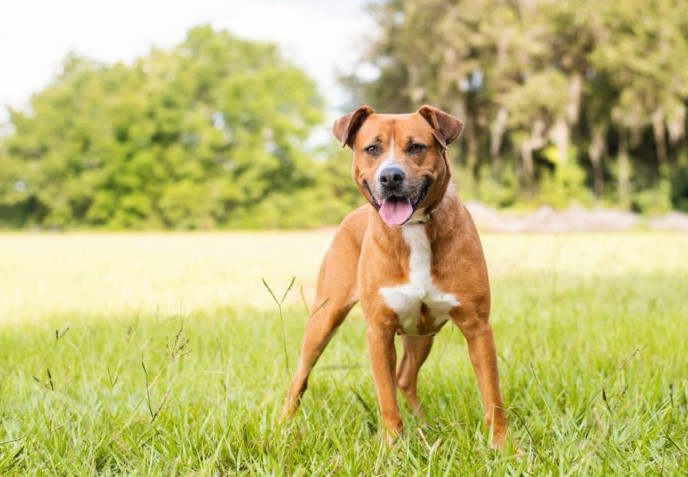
[{"left": 281, "top": 105, "right": 507, "bottom": 447}]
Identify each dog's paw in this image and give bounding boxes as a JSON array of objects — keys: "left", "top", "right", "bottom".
[
  {"left": 381, "top": 425, "right": 403, "bottom": 446},
  {"left": 278, "top": 403, "right": 298, "bottom": 424},
  {"left": 489, "top": 427, "right": 507, "bottom": 450}
]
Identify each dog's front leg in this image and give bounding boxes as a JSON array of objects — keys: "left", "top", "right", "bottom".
[
  {"left": 366, "top": 322, "right": 402, "bottom": 442},
  {"left": 451, "top": 305, "right": 507, "bottom": 448}
]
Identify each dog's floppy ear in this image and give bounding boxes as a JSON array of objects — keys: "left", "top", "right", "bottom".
[
  {"left": 417, "top": 105, "right": 463, "bottom": 148},
  {"left": 332, "top": 105, "right": 375, "bottom": 148}
]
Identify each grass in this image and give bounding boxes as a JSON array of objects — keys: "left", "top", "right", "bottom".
[
  {"left": 0, "top": 231, "right": 687, "bottom": 475},
  {"left": 2, "top": 231, "right": 685, "bottom": 321}
]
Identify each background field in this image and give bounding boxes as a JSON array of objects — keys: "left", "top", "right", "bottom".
[
  {"left": 3, "top": 231, "right": 687, "bottom": 321},
  {"left": 1, "top": 231, "right": 686, "bottom": 475}
]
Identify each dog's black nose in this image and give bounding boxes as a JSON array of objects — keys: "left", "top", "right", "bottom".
[{"left": 379, "top": 167, "right": 405, "bottom": 188}]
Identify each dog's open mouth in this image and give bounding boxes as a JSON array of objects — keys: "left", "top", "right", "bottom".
[
  {"left": 378, "top": 179, "right": 431, "bottom": 227},
  {"left": 380, "top": 196, "right": 413, "bottom": 226}
]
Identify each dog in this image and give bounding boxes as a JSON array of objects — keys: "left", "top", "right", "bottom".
[{"left": 280, "top": 105, "right": 507, "bottom": 447}]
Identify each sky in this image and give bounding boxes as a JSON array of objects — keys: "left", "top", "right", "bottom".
[{"left": 0, "top": 0, "right": 375, "bottom": 128}]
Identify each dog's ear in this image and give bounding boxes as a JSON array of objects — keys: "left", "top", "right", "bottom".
[
  {"left": 332, "top": 105, "right": 375, "bottom": 148},
  {"left": 417, "top": 105, "right": 463, "bottom": 148}
]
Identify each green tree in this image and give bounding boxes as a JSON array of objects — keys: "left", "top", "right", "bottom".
[
  {"left": 0, "top": 26, "right": 353, "bottom": 229},
  {"left": 347, "top": 0, "right": 688, "bottom": 212}
]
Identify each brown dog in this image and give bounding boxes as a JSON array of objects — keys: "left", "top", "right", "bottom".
[{"left": 281, "top": 105, "right": 507, "bottom": 447}]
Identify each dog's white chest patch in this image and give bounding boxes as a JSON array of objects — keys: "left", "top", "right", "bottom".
[{"left": 379, "top": 224, "right": 459, "bottom": 335}]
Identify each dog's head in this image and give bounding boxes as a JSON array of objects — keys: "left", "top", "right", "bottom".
[{"left": 333, "top": 105, "right": 462, "bottom": 227}]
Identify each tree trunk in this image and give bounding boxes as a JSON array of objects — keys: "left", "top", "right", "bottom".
[
  {"left": 565, "top": 72, "right": 583, "bottom": 124},
  {"left": 617, "top": 132, "right": 631, "bottom": 209},
  {"left": 490, "top": 107, "right": 508, "bottom": 177},
  {"left": 551, "top": 117, "right": 570, "bottom": 163},
  {"left": 520, "top": 119, "right": 546, "bottom": 196},
  {"left": 651, "top": 110, "right": 667, "bottom": 173},
  {"left": 549, "top": 72, "right": 582, "bottom": 168},
  {"left": 520, "top": 142, "right": 535, "bottom": 195},
  {"left": 589, "top": 125, "right": 607, "bottom": 197},
  {"left": 465, "top": 119, "right": 479, "bottom": 179},
  {"left": 667, "top": 106, "right": 685, "bottom": 145}
]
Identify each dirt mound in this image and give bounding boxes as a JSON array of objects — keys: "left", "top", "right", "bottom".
[
  {"left": 465, "top": 201, "right": 688, "bottom": 232},
  {"left": 648, "top": 212, "right": 688, "bottom": 231}
]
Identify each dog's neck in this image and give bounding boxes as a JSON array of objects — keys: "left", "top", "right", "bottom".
[{"left": 406, "top": 208, "right": 431, "bottom": 225}]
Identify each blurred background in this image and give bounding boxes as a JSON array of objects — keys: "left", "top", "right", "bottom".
[{"left": 2, "top": 0, "right": 688, "bottom": 231}]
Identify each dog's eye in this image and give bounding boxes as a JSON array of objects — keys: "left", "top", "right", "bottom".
[
  {"left": 407, "top": 143, "right": 427, "bottom": 155},
  {"left": 364, "top": 144, "right": 380, "bottom": 155}
]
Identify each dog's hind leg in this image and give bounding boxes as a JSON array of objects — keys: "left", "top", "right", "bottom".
[
  {"left": 396, "top": 335, "right": 433, "bottom": 419},
  {"left": 280, "top": 223, "right": 361, "bottom": 420}
]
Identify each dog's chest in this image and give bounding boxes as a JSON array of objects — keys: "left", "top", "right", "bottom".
[{"left": 379, "top": 225, "right": 459, "bottom": 335}]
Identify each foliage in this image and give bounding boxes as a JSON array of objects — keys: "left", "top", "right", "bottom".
[
  {"left": 4, "top": 6, "right": 688, "bottom": 230},
  {"left": 346, "top": 0, "right": 688, "bottom": 212},
  {"left": 0, "top": 26, "right": 358, "bottom": 229},
  {"left": 538, "top": 145, "right": 593, "bottom": 208}
]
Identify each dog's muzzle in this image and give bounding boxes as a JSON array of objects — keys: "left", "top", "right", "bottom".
[{"left": 374, "top": 175, "right": 431, "bottom": 227}]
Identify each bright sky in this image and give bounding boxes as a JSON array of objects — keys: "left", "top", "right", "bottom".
[{"left": 0, "top": 0, "right": 375, "bottom": 128}]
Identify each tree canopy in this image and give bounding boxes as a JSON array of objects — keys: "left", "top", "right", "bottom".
[
  {"left": 345, "top": 0, "right": 688, "bottom": 212},
  {"left": 0, "top": 26, "right": 358, "bottom": 229},
  {"left": 3, "top": 7, "right": 688, "bottom": 230}
]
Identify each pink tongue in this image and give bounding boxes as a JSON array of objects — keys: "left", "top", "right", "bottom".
[{"left": 379, "top": 198, "right": 413, "bottom": 226}]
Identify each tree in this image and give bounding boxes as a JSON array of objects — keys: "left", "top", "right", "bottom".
[
  {"left": 346, "top": 0, "right": 688, "bottom": 212},
  {"left": 0, "top": 26, "right": 355, "bottom": 229}
]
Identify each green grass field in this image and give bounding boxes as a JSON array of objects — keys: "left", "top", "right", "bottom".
[{"left": 1, "top": 232, "right": 686, "bottom": 475}]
